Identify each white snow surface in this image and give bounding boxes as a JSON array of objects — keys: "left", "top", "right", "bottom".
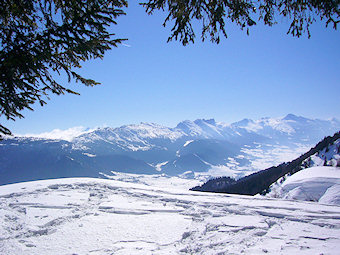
[
  {"left": 100, "top": 171, "right": 202, "bottom": 190},
  {"left": 120, "top": 122, "right": 185, "bottom": 141},
  {"left": 19, "top": 127, "right": 97, "bottom": 142},
  {"left": 1, "top": 177, "right": 340, "bottom": 254},
  {"left": 82, "top": 152, "right": 96, "bottom": 158},
  {"left": 154, "top": 161, "right": 169, "bottom": 172},
  {"left": 183, "top": 140, "right": 194, "bottom": 147},
  {"left": 267, "top": 166, "right": 340, "bottom": 205},
  {"left": 231, "top": 116, "right": 295, "bottom": 134}
]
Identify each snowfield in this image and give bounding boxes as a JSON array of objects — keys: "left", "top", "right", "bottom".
[{"left": 1, "top": 178, "right": 340, "bottom": 254}]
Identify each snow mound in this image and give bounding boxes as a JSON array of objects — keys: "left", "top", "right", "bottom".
[
  {"left": 319, "top": 184, "right": 340, "bottom": 205},
  {"left": 268, "top": 166, "right": 340, "bottom": 205}
]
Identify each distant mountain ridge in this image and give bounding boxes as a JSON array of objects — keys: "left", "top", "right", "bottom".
[{"left": 0, "top": 114, "right": 339, "bottom": 185}]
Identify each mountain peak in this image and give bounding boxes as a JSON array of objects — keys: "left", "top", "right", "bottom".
[
  {"left": 232, "top": 118, "right": 254, "bottom": 127},
  {"left": 205, "top": 119, "right": 216, "bottom": 125},
  {"left": 193, "top": 118, "right": 216, "bottom": 126},
  {"left": 283, "top": 114, "right": 308, "bottom": 122}
]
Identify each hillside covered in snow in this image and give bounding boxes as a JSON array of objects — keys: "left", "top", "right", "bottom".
[
  {"left": 266, "top": 138, "right": 340, "bottom": 204},
  {"left": 1, "top": 114, "right": 339, "bottom": 185},
  {"left": 266, "top": 166, "right": 340, "bottom": 205},
  {"left": 1, "top": 177, "right": 340, "bottom": 254}
]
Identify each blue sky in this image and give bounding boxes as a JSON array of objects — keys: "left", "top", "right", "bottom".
[{"left": 3, "top": 2, "right": 340, "bottom": 134}]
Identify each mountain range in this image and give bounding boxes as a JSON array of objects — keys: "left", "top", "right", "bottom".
[{"left": 0, "top": 114, "right": 339, "bottom": 185}]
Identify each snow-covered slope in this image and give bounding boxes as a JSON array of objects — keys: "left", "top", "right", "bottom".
[
  {"left": 308, "top": 137, "right": 340, "bottom": 167},
  {"left": 267, "top": 166, "right": 340, "bottom": 205},
  {"left": 267, "top": 138, "right": 340, "bottom": 204},
  {"left": 1, "top": 177, "right": 340, "bottom": 254}
]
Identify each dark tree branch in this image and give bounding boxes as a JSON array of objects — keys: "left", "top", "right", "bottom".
[
  {"left": 0, "top": 0, "right": 128, "bottom": 138},
  {"left": 142, "top": 0, "right": 340, "bottom": 45}
]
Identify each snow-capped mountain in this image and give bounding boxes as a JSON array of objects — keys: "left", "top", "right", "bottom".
[
  {"left": 0, "top": 114, "right": 339, "bottom": 185},
  {"left": 231, "top": 114, "right": 340, "bottom": 144}
]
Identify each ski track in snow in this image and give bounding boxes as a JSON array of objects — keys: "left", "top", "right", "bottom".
[{"left": 1, "top": 178, "right": 340, "bottom": 254}]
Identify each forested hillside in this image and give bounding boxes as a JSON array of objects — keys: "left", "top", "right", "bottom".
[{"left": 191, "top": 131, "right": 340, "bottom": 195}]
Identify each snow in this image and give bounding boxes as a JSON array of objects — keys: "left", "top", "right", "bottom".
[
  {"left": 154, "top": 161, "right": 168, "bottom": 172},
  {"left": 319, "top": 184, "right": 340, "bottom": 205},
  {"left": 267, "top": 166, "right": 340, "bottom": 205},
  {"left": 310, "top": 138, "right": 340, "bottom": 166},
  {"left": 195, "top": 164, "right": 252, "bottom": 179},
  {"left": 232, "top": 116, "right": 296, "bottom": 134},
  {"left": 183, "top": 140, "right": 194, "bottom": 147},
  {"left": 1, "top": 177, "right": 340, "bottom": 254},
  {"left": 121, "top": 122, "right": 184, "bottom": 141},
  {"left": 175, "top": 120, "right": 206, "bottom": 137},
  {"left": 285, "top": 166, "right": 340, "bottom": 182},
  {"left": 266, "top": 139, "right": 340, "bottom": 205},
  {"left": 82, "top": 152, "right": 96, "bottom": 157},
  {"left": 100, "top": 171, "right": 202, "bottom": 190},
  {"left": 241, "top": 143, "right": 311, "bottom": 171},
  {"left": 19, "top": 127, "right": 97, "bottom": 142}
]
